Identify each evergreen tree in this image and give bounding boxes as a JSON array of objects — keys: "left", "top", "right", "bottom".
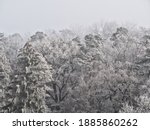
[
  {"left": 13, "top": 42, "right": 53, "bottom": 112},
  {"left": 0, "top": 46, "right": 12, "bottom": 112}
]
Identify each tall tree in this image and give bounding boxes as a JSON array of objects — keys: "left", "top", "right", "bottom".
[
  {"left": 12, "top": 42, "right": 53, "bottom": 112},
  {"left": 0, "top": 45, "right": 12, "bottom": 112}
]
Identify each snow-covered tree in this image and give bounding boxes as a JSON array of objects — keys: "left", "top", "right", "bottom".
[
  {"left": 0, "top": 45, "right": 12, "bottom": 112},
  {"left": 12, "top": 42, "right": 53, "bottom": 112}
]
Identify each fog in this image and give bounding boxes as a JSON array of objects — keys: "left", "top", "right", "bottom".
[{"left": 0, "top": 0, "right": 150, "bottom": 34}]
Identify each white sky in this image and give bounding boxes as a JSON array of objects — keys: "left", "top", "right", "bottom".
[{"left": 0, "top": 0, "right": 150, "bottom": 34}]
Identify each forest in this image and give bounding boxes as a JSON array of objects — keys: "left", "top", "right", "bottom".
[{"left": 0, "top": 23, "right": 150, "bottom": 113}]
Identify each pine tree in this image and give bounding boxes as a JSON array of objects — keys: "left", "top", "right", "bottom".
[
  {"left": 0, "top": 46, "right": 12, "bottom": 112},
  {"left": 13, "top": 42, "right": 53, "bottom": 113}
]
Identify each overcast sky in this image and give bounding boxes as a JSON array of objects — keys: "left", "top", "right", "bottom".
[{"left": 0, "top": 0, "right": 150, "bottom": 34}]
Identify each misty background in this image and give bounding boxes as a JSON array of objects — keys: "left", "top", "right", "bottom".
[{"left": 0, "top": 0, "right": 150, "bottom": 35}]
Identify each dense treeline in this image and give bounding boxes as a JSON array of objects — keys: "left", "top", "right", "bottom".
[{"left": 0, "top": 23, "right": 150, "bottom": 112}]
